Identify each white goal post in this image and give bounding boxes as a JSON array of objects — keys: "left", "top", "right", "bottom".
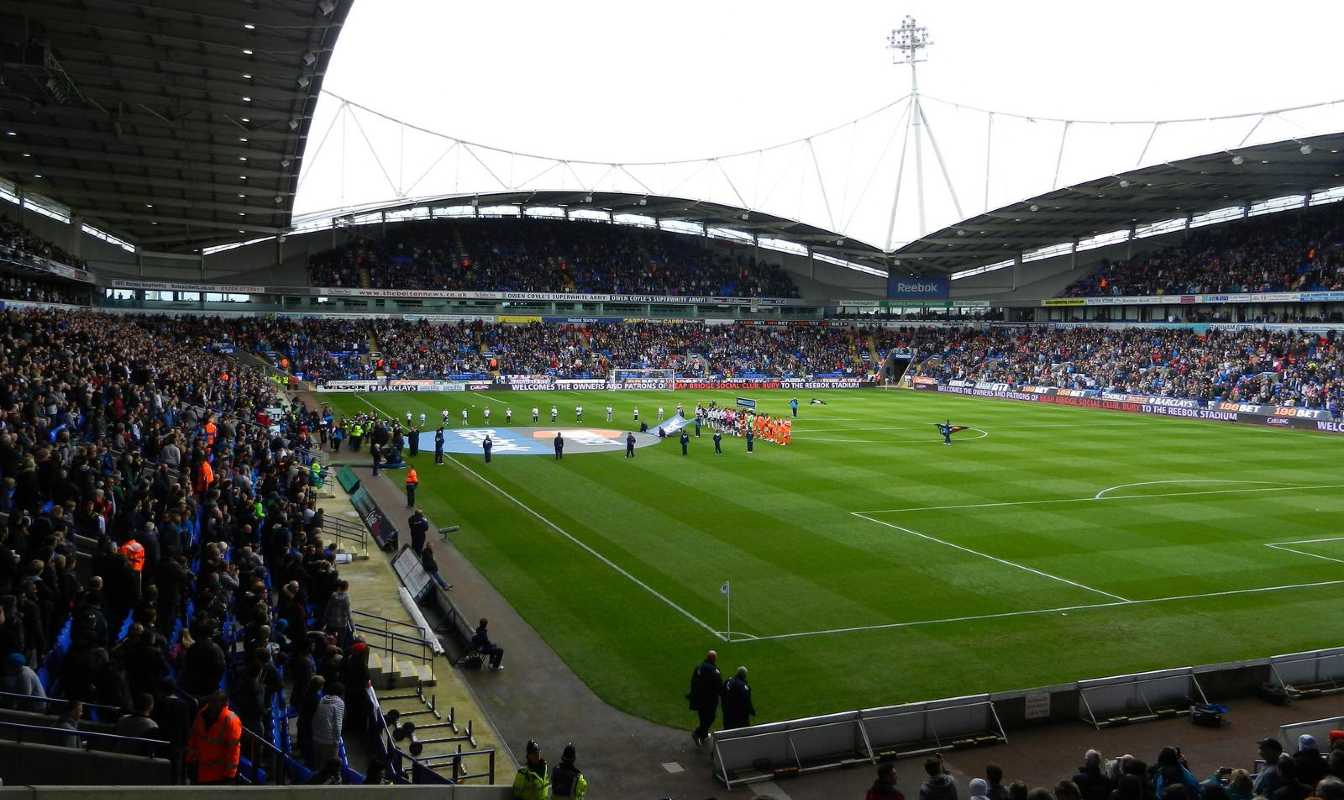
[{"left": 608, "top": 368, "right": 676, "bottom": 390}]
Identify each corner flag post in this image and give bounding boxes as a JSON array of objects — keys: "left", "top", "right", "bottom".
[{"left": 721, "top": 580, "right": 731, "bottom": 641}]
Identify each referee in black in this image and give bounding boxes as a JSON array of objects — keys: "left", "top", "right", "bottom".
[
  {"left": 434, "top": 427, "right": 445, "bottom": 464},
  {"left": 626, "top": 432, "right": 636, "bottom": 458},
  {"left": 680, "top": 429, "right": 689, "bottom": 455},
  {"left": 713, "top": 430, "right": 722, "bottom": 455}
]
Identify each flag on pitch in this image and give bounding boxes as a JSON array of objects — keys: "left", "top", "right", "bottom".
[
  {"left": 720, "top": 581, "right": 731, "bottom": 596},
  {"left": 934, "top": 423, "right": 967, "bottom": 434}
]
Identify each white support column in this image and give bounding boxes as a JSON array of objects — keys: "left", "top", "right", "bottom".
[
  {"left": 983, "top": 112, "right": 993, "bottom": 212},
  {"left": 917, "top": 101, "right": 963, "bottom": 221},
  {"left": 913, "top": 97, "right": 927, "bottom": 236},
  {"left": 1052, "top": 121, "right": 1071, "bottom": 190}
]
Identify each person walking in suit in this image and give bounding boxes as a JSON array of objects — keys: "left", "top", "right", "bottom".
[{"left": 553, "top": 432, "right": 564, "bottom": 460}]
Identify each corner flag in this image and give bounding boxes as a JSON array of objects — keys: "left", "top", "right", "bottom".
[{"left": 720, "top": 581, "right": 731, "bottom": 596}]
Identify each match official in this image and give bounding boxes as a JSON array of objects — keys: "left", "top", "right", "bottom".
[
  {"left": 713, "top": 430, "right": 722, "bottom": 455},
  {"left": 553, "top": 432, "right": 564, "bottom": 460},
  {"left": 625, "top": 432, "right": 636, "bottom": 459},
  {"left": 408, "top": 508, "right": 429, "bottom": 554},
  {"left": 722, "top": 666, "right": 756, "bottom": 730},
  {"left": 680, "top": 429, "right": 689, "bottom": 455},
  {"left": 687, "top": 650, "right": 722, "bottom": 748},
  {"left": 483, "top": 434, "right": 493, "bottom": 463},
  {"left": 745, "top": 428, "right": 754, "bottom": 453},
  {"left": 434, "top": 427, "right": 445, "bottom": 464}
]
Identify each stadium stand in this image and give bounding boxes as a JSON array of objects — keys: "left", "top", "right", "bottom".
[
  {"left": 240, "top": 316, "right": 1343, "bottom": 413},
  {"left": 0, "top": 307, "right": 377, "bottom": 785},
  {"left": 1060, "top": 205, "right": 1344, "bottom": 299},
  {"left": 905, "top": 326, "right": 1343, "bottom": 410},
  {"left": 0, "top": 218, "right": 88, "bottom": 272},
  {"left": 307, "top": 218, "right": 801, "bottom": 298}
]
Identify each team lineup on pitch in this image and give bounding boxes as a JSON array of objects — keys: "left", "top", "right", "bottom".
[{"left": 327, "top": 387, "right": 1344, "bottom": 725}]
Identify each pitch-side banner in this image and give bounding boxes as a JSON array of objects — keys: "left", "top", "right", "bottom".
[
  {"left": 1042, "top": 290, "right": 1344, "bottom": 307},
  {"left": 315, "top": 381, "right": 467, "bottom": 395},
  {"left": 913, "top": 380, "right": 1343, "bottom": 433}
]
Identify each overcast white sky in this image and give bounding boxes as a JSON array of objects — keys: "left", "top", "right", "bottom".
[{"left": 296, "top": 0, "right": 1344, "bottom": 252}]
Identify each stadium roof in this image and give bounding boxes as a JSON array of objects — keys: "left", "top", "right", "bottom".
[
  {"left": 327, "top": 190, "right": 891, "bottom": 272},
  {"left": 0, "top": 0, "right": 352, "bottom": 253},
  {"left": 892, "top": 132, "right": 1344, "bottom": 277}
]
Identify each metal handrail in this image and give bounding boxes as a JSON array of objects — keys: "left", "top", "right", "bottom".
[
  {"left": 0, "top": 690, "right": 123, "bottom": 717},
  {"left": 239, "top": 725, "right": 293, "bottom": 785},
  {"left": 320, "top": 516, "right": 369, "bottom": 557},
  {"left": 0, "top": 718, "right": 171, "bottom": 758},
  {"left": 352, "top": 609, "right": 426, "bottom": 633},
  {"left": 418, "top": 745, "right": 497, "bottom": 783},
  {"left": 354, "top": 624, "right": 435, "bottom": 679},
  {"left": 368, "top": 685, "right": 495, "bottom": 785}
]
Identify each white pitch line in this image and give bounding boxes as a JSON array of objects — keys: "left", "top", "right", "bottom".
[
  {"left": 861, "top": 483, "right": 1344, "bottom": 515},
  {"left": 738, "top": 577, "right": 1344, "bottom": 643},
  {"left": 442, "top": 454, "right": 725, "bottom": 641},
  {"left": 356, "top": 393, "right": 395, "bottom": 419},
  {"left": 1266, "top": 543, "right": 1344, "bottom": 567},
  {"left": 852, "top": 512, "right": 1129, "bottom": 602},
  {"left": 1271, "top": 536, "right": 1344, "bottom": 545},
  {"left": 472, "top": 391, "right": 510, "bottom": 406},
  {"left": 1094, "top": 479, "right": 1289, "bottom": 500},
  {"left": 362, "top": 391, "right": 724, "bottom": 639}
]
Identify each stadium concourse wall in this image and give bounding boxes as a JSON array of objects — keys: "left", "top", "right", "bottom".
[{"left": 907, "top": 377, "right": 1344, "bottom": 435}]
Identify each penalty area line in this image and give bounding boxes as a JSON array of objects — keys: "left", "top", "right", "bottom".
[
  {"left": 860, "top": 483, "right": 1344, "bottom": 515},
  {"left": 739, "top": 577, "right": 1344, "bottom": 643},
  {"left": 851, "top": 512, "right": 1128, "bottom": 602}
]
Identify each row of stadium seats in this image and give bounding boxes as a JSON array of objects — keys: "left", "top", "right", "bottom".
[
  {"left": 307, "top": 218, "right": 801, "bottom": 298},
  {"left": 1060, "top": 204, "right": 1344, "bottom": 298}
]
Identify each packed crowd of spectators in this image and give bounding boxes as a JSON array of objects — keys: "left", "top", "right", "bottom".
[
  {"left": 904, "top": 325, "right": 1344, "bottom": 411},
  {"left": 307, "top": 219, "right": 800, "bottom": 298},
  {"left": 0, "top": 308, "right": 376, "bottom": 784},
  {"left": 0, "top": 217, "right": 87, "bottom": 271},
  {"left": 1062, "top": 206, "right": 1344, "bottom": 297},
  {"left": 255, "top": 318, "right": 871, "bottom": 381},
  {"left": 0, "top": 272, "right": 91, "bottom": 306},
  {"left": 234, "top": 313, "right": 1344, "bottom": 411},
  {"left": 865, "top": 737, "right": 1344, "bottom": 800}
]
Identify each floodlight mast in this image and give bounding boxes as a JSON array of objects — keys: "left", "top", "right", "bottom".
[{"left": 882, "top": 16, "right": 962, "bottom": 253}]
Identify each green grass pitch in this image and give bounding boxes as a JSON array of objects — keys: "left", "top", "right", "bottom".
[{"left": 322, "top": 388, "right": 1344, "bottom": 728}]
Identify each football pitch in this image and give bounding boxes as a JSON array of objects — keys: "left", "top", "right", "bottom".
[{"left": 324, "top": 388, "right": 1344, "bottom": 727}]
